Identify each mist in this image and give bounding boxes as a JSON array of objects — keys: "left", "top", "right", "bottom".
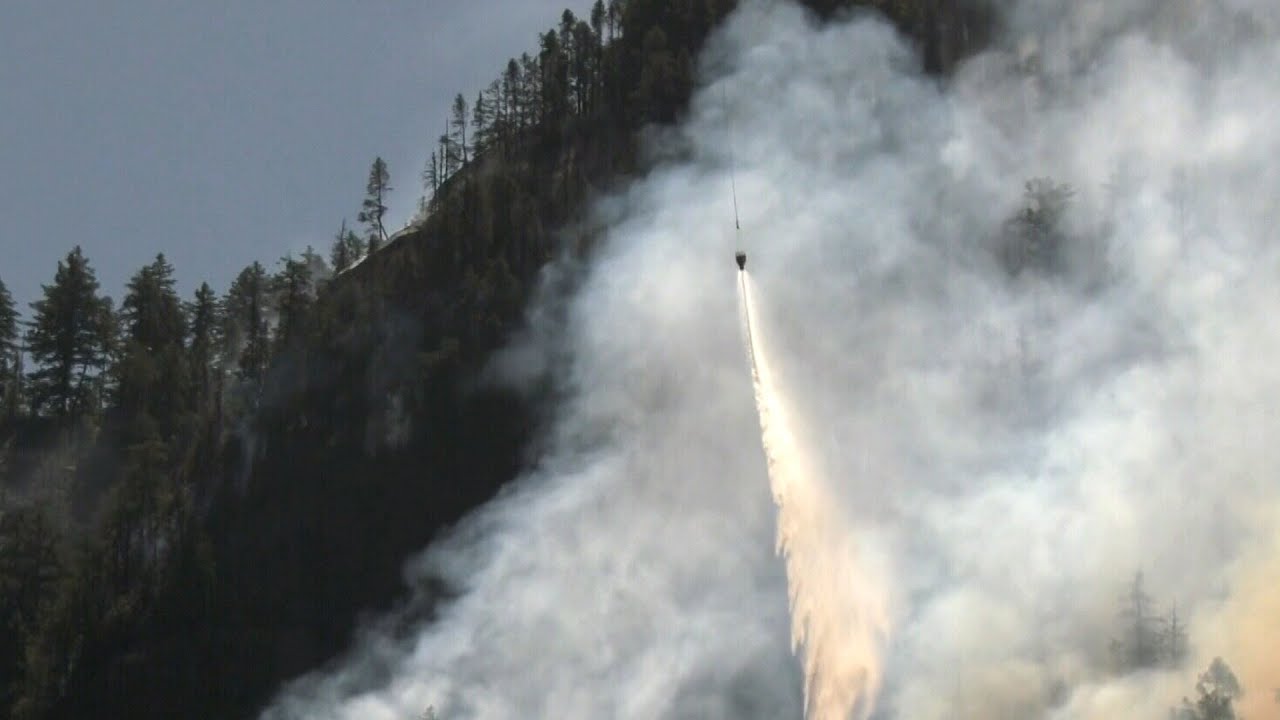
[{"left": 262, "top": 0, "right": 1280, "bottom": 718}]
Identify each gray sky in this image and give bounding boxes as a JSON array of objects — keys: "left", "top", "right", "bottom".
[{"left": 0, "top": 0, "right": 589, "bottom": 311}]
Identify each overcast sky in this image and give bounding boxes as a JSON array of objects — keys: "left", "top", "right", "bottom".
[{"left": 0, "top": 0, "right": 591, "bottom": 311}]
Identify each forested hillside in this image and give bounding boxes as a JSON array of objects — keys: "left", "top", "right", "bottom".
[{"left": 0, "top": 1, "right": 995, "bottom": 718}]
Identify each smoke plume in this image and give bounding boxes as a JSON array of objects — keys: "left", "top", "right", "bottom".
[{"left": 263, "top": 0, "right": 1280, "bottom": 718}]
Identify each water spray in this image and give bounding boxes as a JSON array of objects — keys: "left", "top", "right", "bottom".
[{"left": 737, "top": 268, "right": 889, "bottom": 720}]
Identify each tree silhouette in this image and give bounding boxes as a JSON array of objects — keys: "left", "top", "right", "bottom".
[
  {"left": 25, "top": 247, "right": 114, "bottom": 418},
  {"left": 1177, "top": 658, "right": 1242, "bottom": 720},
  {"left": 0, "top": 277, "right": 18, "bottom": 415},
  {"left": 358, "top": 157, "right": 392, "bottom": 253}
]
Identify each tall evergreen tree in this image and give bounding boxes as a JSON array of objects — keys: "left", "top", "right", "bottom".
[
  {"left": 344, "top": 225, "right": 367, "bottom": 266},
  {"left": 606, "top": 0, "right": 624, "bottom": 41},
  {"left": 422, "top": 153, "right": 442, "bottom": 210},
  {"left": 571, "top": 19, "right": 597, "bottom": 115},
  {"left": 591, "top": 0, "right": 607, "bottom": 43},
  {"left": 301, "top": 245, "right": 329, "bottom": 284},
  {"left": 450, "top": 94, "right": 469, "bottom": 166},
  {"left": 1177, "top": 658, "right": 1242, "bottom": 720},
  {"left": 272, "top": 255, "right": 314, "bottom": 353},
  {"left": 539, "top": 29, "right": 569, "bottom": 129},
  {"left": 503, "top": 59, "right": 523, "bottom": 135},
  {"left": 439, "top": 121, "right": 454, "bottom": 180},
  {"left": 222, "top": 262, "right": 271, "bottom": 388},
  {"left": 519, "top": 52, "right": 541, "bottom": 129},
  {"left": 330, "top": 219, "right": 362, "bottom": 273},
  {"left": 186, "top": 282, "right": 219, "bottom": 413},
  {"left": 25, "top": 247, "right": 113, "bottom": 418},
  {"left": 116, "top": 254, "right": 189, "bottom": 439},
  {"left": 472, "top": 91, "right": 490, "bottom": 158},
  {"left": 357, "top": 157, "right": 392, "bottom": 253},
  {"left": 0, "top": 277, "right": 18, "bottom": 416},
  {"left": 1112, "top": 571, "right": 1163, "bottom": 672}
]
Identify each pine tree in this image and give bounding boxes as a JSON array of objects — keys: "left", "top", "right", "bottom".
[
  {"left": 25, "top": 247, "right": 114, "bottom": 418},
  {"left": 186, "top": 283, "right": 219, "bottom": 413},
  {"left": 472, "top": 91, "right": 490, "bottom": 158},
  {"left": 572, "top": 19, "right": 597, "bottom": 115},
  {"left": 439, "top": 120, "right": 453, "bottom": 179},
  {"left": 222, "top": 262, "right": 271, "bottom": 388},
  {"left": 422, "top": 153, "right": 441, "bottom": 210},
  {"left": 272, "top": 255, "right": 313, "bottom": 353},
  {"left": 606, "top": 0, "right": 624, "bottom": 41},
  {"left": 0, "top": 277, "right": 18, "bottom": 416},
  {"left": 346, "top": 227, "right": 367, "bottom": 264},
  {"left": 1112, "top": 571, "right": 1163, "bottom": 672},
  {"left": 1177, "top": 658, "right": 1241, "bottom": 720},
  {"left": 539, "top": 29, "right": 569, "bottom": 128},
  {"left": 357, "top": 157, "right": 392, "bottom": 253},
  {"left": 503, "top": 59, "right": 523, "bottom": 136},
  {"left": 116, "top": 254, "right": 189, "bottom": 440},
  {"left": 483, "top": 80, "right": 505, "bottom": 153},
  {"left": 520, "top": 52, "right": 541, "bottom": 129},
  {"left": 330, "top": 219, "right": 354, "bottom": 272},
  {"left": 300, "top": 245, "right": 329, "bottom": 285},
  {"left": 591, "top": 0, "right": 606, "bottom": 43},
  {"left": 451, "top": 94, "right": 469, "bottom": 166}
]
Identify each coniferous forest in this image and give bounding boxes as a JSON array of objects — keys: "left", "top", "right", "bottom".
[{"left": 0, "top": 1, "right": 1261, "bottom": 719}]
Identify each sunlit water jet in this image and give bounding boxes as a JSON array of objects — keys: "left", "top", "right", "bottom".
[{"left": 738, "top": 271, "right": 890, "bottom": 720}]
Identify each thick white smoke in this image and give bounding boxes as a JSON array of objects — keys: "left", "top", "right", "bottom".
[{"left": 263, "top": 0, "right": 1280, "bottom": 718}]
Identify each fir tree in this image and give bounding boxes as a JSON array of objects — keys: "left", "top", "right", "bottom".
[
  {"left": 273, "top": 254, "right": 314, "bottom": 352},
  {"left": 25, "top": 247, "right": 114, "bottom": 418},
  {"left": 451, "top": 94, "right": 470, "bottom": 166},
  {"left": 222, "top": 262, "right": 271, "bottom": 388},
  {"left": 1112, "top": 571, "right": 1163, "bottom": 672},
  {"left": 116, "top": 254, "right": 189, "bottom": 439},
  {"left": 0, "top": 277, "right": 18, "bottom": 415},
  {"left": 1177, "top": 658, "right": 1242, "bottom": 720},
  {"left": 186, "top": 282, "right": 219, "bottom": 413},
  {"left": 357, "top": 157, "right": 392, "bottom": 253}
]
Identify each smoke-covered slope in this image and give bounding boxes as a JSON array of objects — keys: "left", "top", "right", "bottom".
[
  {"left": 0, "top": 3, "right": 1006, "bottom": 720},
  {"left": 261, "top": 1, "right": 1280, "bottom": 718}
]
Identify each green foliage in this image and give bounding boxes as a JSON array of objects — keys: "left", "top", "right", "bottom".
[
  {"left": 633, "top": 26, "right": 689, "bottom": 124},
  {"left": 272, "top": 254, "right": 315, "bottom": 353},
  {"left": 0, "top": 278, "right": 15, "bottom": 375},
  {"left": 450, "top": 94, "right": 470, "bottom": 166},
  {"left": 357, "top": 157, "right": 392, "bottom": 253},
  {"left": 0, "top": 277, "right": 18, "bottom": 416},
  {"left": 117, "top": 255, "right": 190, "bottom": 444},
  {"left": 222, "top": 261, "right": 271, "bottom": 390},
  {"left": 186, "top": 282, "right": 220, "bottom": 414},
  {"left": 25, "top": 247, "right": 114, "bottom": 419}
]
